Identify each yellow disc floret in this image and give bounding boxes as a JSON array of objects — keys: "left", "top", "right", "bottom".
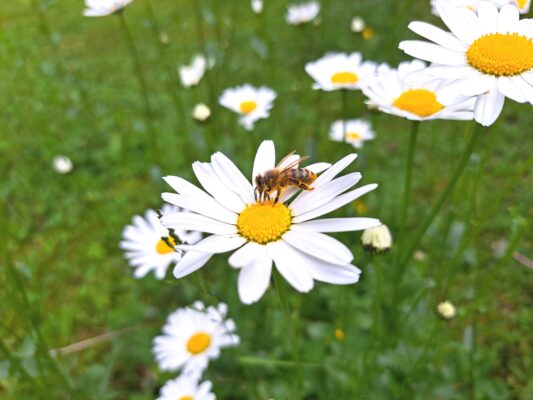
[
  {"left": 179, "top": 397, "right": 193, "bottom": 400},
  {"left": 156, "top": 236, "right": 176, "bottom": 254},
  {"left": 467, "top": 33, "right": 533, "bottom": 76},
  {"left": 239, "top": 101, "right": 257, "bottom": 114},
  {"left": 186, "top": 332, "right": 211, "bottom": 355},
  {"left": 331, "top": 71, "right": 359, "bottom": 85},
  {"left": 237, "top": 202, "right": 291, "bottom": 244},
  {"left": 345, "top": 132, "right": 362, "bottom": 141},
  {"left": 392, "top": 89, "right": 444, "bottom": 117}
]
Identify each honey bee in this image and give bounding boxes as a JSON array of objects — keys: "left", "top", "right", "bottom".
[{"left": 254, "top": 151, "right": 317, "bottom": 203}]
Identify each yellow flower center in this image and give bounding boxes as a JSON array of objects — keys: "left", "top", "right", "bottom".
[
  {"left": 186, "top": 332, "right": 211, "bottom": 355},
  {"left": 156, "top": 236, "right": 176, "bottom": 254},
  {"left": 466, "top": 33, "right": 533, "bottom": 76},
  {"left": 334, "top": 328, "right": 346, "bottom": 341},
  {"left": 516, "top": 0, "right": 528, "bottom": 9},
  {"left": 345, "top": 132, "right": 361, "bottom": 141},
  {"left": 362, "top": 26, "right": 374, "bottom": 40},
  {"left": 179, "top": 397, "right": 193, "bottom": 400},
  {"left": 331, "top": 71, "right": 359, "bottom": 85},
  {"left": 239, "top": 101, "right": 257, "bottom": 114},
  {"left": 237, "top": 202, "right": 291, "bottom": 244},
  {"left": 392, "top": 89, "right": 444, "bottom": 117}
]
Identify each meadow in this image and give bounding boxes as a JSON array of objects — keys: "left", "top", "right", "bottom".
[{"left": 1, "top": 0, "right": 532, "bottom": 399}]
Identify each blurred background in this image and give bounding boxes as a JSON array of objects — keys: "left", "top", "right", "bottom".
[{"left": 1, "top": 0, "right": 532, "bottom": 399}]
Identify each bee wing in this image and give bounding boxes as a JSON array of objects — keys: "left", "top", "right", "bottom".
[
  {"left": 277, "top": 156, "right": 310, "bottom": 175},
  {"left": 274, "top": 151, "right": 296, "bottom": 170}
]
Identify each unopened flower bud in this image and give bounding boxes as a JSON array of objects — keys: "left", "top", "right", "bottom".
[
  {"left": 437, "top": 301, "right": 456, "bottom": 320},
  {"left": 192, "top": 103, "right": 211, "bottom": 122},
  {"left": 251, "top": 0, "right": 263, "bottom": 14},
  {"left": 361, "top": 224, "right": 392, "bottom": 254},
  {"left": 350, "top": 16, "right": 365, "bottom": 33},
  {"left": 53, "top": 155, "right": 73, "bottom": 174}
]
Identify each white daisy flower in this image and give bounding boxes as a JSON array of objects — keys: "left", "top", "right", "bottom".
[
  {"left": 192, "top": 103, "right": 211, "bottom": 122},
  {"left": 286, "top": 1, "right": 320, "bottom": 25},
  {"left": 329, "top": 119, "right": 375, "bottom": 148},
  {"left": 430, "top": 0, "right": 530, "bottom": 15},
  {"left": 179, "top": 55, "right": 207, "bottom": 88},
  {"left": 219, "top": 84, "right": 276, "bottom": 131},
  {"left": 153, "top": 302, "right": 239, "bottom": 374},
  {"left": 120, "top": 204, "right": 201, "bottom": 280},
  {"left": 52, "top": 155, "right": 73, "bottom": 174},
  {"left": 160, "top": 140, "right": 381, "bottom": 305},
  {"left": 400, "top": 1, "right": 533, "bottom": 126},
  {"left": 305, "top": 52, "right": 377, "bottom": 91},
  {"left": 157, "top": 373, "right": 215, "bottom": 400},
  {"left": 83, "top": 0, "right": 133, "bottom": 17},
  {"left": 362, "top": 60, "right": 475, "bottom": 120}
]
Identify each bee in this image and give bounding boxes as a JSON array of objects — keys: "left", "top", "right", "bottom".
[{"left": 254, "top": 151, "right": 317, "bottom": 204}]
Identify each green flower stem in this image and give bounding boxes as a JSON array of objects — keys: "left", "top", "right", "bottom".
[
  {"left": 396, "top": 122, "right": 484, "bottom": 285},
  {"left": 341, "top": 89, "right": 348, "bottom": 142},
  {"left": 117, "top": 11, "right": 159, "bottom": 164},
  {"left": 398, "top": 121, "right": 420, "bottom": 238},
  {"left": 273, "top": 270, "right": 302, "bottom": 399},
  {"left": 239, "top": 356, "right": 321, "bottom": 369}
]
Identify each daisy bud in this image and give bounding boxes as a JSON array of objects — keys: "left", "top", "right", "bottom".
[
  {"left": 436, "top": 301, "right": 457, "bottom": 320},
  {"left": 361, "top": 224, "right": 392, "bottom": 254},
  {"left": 159, "top": 32, "right": 169, "bottom": 44},
  {"left": 350, "top": 16, "right": 365, "bottom": 33},
  {"left": 192, "top": 103, "right": 211, "bottom": 122},
  {"left": 251, "top": 0, "right": 263, "bottom": 14},
  {"left": 52, "top": 155, "right": 73, "bottom": 174}
]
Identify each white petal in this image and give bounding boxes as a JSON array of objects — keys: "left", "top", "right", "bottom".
[
  {"left": 228, "top": 241, "right": 263, "bottom": 268},
  {"left": 477, "top": 1, "right": 499, "bottom": 34},
  {"left": 293, "top": 184, "right": 378, "bottom": 223},
  {"left": 173, "top": 251, "right": 213, "bottom": 278},
  {"left": 266, "top": 240, "right": 314, "bottom": 292},
  {"left": 311, "top": 153, "right": 357, "bottom": 190},
  {"left": 497, "top": 76, "right": 527, "bottom": 103},
  {"left": 161, "top": 212, "right": 237, "bottom": 235},
  {"left": 291, "top": 172, "right": 362, "bottom": 216},
  {"left": 162, "top": 193, "right": 237, "bottom": 224},
  {"left": 306, "top": 162, "right": 331, "bottom": 173},
  {"left": 309, "top": 261, "right": 361, "bottom": 285},
  {"left": 474, "top": 88, "right": 505, "bottom": 126},
  {"left": 436, "top": 0, "right": 478, "bottom": 44},
  {"left": 252, "top": 140, "right": 275, "bottom": 183},
  {"left": 238, "top": 248, "right": 272, "bottom": 304},
  {"left": 292, "top": 217, "right": 382, "bottom": 232},
  {"left": 211, "top": 152, "right": 254, "bottom": 203},
  {"left": 459, "top": 74, "right": 497, "bottom": 97},
  {"left": 177, "top": 234, "right": 246, "bottom": 254},
  {"left": 408, "top": 21, "right": 468, "bottom": 52},
  {"left": 498, "top": 4, "right": 519, "bottom": 33},
  {"left": 399, "top": 41, "right": 467, "bottom": 65},
  {"left": 282, "top": 230, "right": 353, "bottom": 265},
  {"left": 193, "top": 162, "right": 245, "bottom": 213}
]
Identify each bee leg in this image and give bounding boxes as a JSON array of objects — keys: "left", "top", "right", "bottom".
[
  {"left": 298, "top": 183, "right": 314, "bottom": 191},
  {"left": 274, "top": 188, "right": 285, "bottom": 204}
]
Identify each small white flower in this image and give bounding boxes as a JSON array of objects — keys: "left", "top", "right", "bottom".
[
  {"left": 286, "top": 1, "right": 320, "bottom": 25},
  {"left": 160, "top": 140, "right": 381, "bottom": 304},
  {"left": 83, "top": 0, "right": 133, "bottom": 17},
  {"left": 179, "top": 55, "right": 207, "bottom": 88},
  {"left": 400, "top": 0, "right": 533, "bottom": 126},
  {"left": 251, "top": 0, "right": 264, "bottom": 14},
  {"left": 153, "top": 302, "right": 240, "bottom": 374},
  {"left": 305, "top": 52, "right": 377, "bottom": 91},
  {"left": 157, "top": 373, "right": 215, "bottom": 400},
  {"left": 430, "top": 0, "right": 530, "bottom": 15},
  {"left": 120, "top": 204, "right": 201, "bottom": 280},
  {"left": 52, "top": 155, "right": 73, "bottom": 174},
  {"left": 437, "top": 301, "right": 457, "bottom": 319},
  {"left": 193, "top": 103, "right": 212, "bottom": 122},
  {"left": 350, "top": 16, "right": 366, "bottom": 33},
  {"left": 329, "top": 119, "right": 375, "bottom": 148},
  {"left": 219, "top": 84, "right": 276, "bottom": 131},
  {"left": 362, "top": 60, "right": 475, "bottom": 121},
  {"left": 361, "top": 224, "right": 392, "bottom": 253}
]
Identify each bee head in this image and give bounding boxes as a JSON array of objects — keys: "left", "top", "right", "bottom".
[{"left": 255, "top": 175, "right": 264, "bottom": 188}]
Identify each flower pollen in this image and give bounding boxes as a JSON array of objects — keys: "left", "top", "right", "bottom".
[
  {"left": 237, "top": 202, "right": 291, "bottom": 244},
  {"left": 156, "top": 236, "right": 176, "bottom": 254},
  {"left": 186, "top": 332, "right": 211, "bottom": 355},
  {"left": 467, "top": 33, "right": 533, "bottom": 76},
  {"left": 239, "top": 100, "right": 257, "bottom": 114},
  {"left": 393, "top": 89, "right": 443, "bottom": 117},
  {"left": 331, "top": 71, "right": 359, "bottom": 85}
]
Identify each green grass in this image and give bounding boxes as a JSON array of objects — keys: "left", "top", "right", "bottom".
[{"left": 1, "top": 0, "right": 532, "bottom": 399}]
